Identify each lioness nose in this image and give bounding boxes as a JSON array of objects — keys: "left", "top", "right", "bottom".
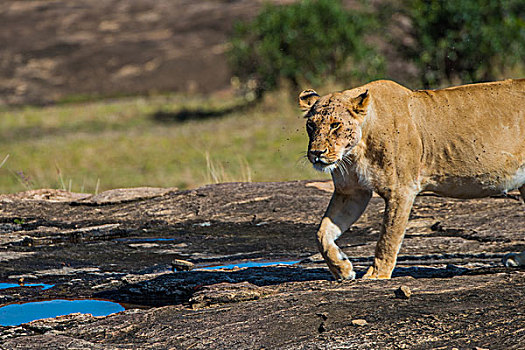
[{"left": 309, "top": 149, "right": 327, "bottom": 158}]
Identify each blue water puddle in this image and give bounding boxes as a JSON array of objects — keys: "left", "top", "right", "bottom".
[
  {"left": 0, "top": 299, "right": 125, "bottom": 326},
  {"left": 114, "top": 237, "right": 179, "bottom": 243},
  {"left": 0, "top": 283, "right": 54, "bottom": 291},
  {"left": 198, "top": 260, "right": 301, "bottom": 270}
]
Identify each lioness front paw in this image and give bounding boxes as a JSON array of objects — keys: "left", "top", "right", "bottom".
[
  {"left": 333, "top": 269, "right": 356, "bottom": 282},
  {"left": 343, "top": 269, "right": 356, "bottom": 281},
  {"left": 328, "top": 260, "right": 356, "bottom": 281}
]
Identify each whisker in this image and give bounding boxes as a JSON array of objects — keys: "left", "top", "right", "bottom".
[
  {"left": 342, "top": 159, "right": 349, "bottom": 173},
  {"left": 338, "top": 160, "right": 347, "bottom": 180},
  {"left": 341, "top": 157, "right": 353, "bottom": 178},
  {"left": 342, "top": 157, "right": 352, "bottom": 172},
  {"left": 295, "top": 154, "right": 312, "bottom": 167},
  {"left": 336, "top": 167, "right": 344, "bottom": 180},
  {"left": 295, "top": 158, "right": 309, "bottom": 166}
]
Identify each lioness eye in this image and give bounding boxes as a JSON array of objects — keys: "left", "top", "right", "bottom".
[{"left": 330, "top": 122, "right": 341, "bottom": 130}]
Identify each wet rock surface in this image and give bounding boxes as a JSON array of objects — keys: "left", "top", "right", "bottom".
[{"left": 0, "top": 180, "right": 524, "bottom": 349}]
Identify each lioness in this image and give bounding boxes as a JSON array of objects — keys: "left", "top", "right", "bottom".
[{"left": 299, "top": 79, "right": 525, "bottom": 280}]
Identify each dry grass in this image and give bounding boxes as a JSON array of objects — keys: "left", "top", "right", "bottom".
[{"left": 0, "top": 91, "right": 328, "bottom": 194}]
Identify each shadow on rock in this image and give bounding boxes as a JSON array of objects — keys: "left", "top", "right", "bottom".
[
  {"left": 388, "top": 265, "right": 470, "bottom": 279},
  {"left": 97, "top": 264, "right": 515, "bottom": 308},
  {"left": 96, "top": 265, "right": 332, "bottom": 307},
  {"left": 385, "top": 264, "right": 511, "bottom": 279}
]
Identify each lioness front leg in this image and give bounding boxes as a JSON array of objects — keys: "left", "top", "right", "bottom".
[
  {"left": 363, "top": 189, "right": 417, "bottom": 279},
  {"left": 317, "top": 189, "right": 372, "bottom": 281}
]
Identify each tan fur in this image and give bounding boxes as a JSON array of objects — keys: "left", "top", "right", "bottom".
[{"left": 300, "top": 79, "right": 525, "bottom": 280}]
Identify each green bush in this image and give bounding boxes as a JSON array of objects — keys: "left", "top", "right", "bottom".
[
  {"left": 227, "top": 0, "right": 385, "bottom": 99},
  {"left": 400, "top": 0, "right": 525, "bottom": 88}
]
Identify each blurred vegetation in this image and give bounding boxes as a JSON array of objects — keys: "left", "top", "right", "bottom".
[
  {"left": 227, "top": 0, "right": 385, "bottom": 99},
  {"left": 397, "top": 0, "right": 525, "bottom": 88},
  {"left": 229, "top": 0, "right": 524, "bottom": 93}
]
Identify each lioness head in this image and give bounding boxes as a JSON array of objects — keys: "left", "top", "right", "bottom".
[{"left": 299, "top": 89, "right": 370, "bottom": 172}]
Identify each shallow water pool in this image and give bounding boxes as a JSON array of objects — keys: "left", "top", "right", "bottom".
[
  {"left": 0, "top": 299, "right": 125, "bottom": 326},
  {"left": 198, "top": 260, "right": 301, "bottom": 270},
  {"left": 114, "top": 237, "right": 179, "bottom": 243},
  {"left": 0, "top": 282, "right": 54, "bottom": 291}
]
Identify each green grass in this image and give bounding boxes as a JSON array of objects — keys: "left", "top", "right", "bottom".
[{"left": 0, "top": 91, "right": 328, "bottom": 194}]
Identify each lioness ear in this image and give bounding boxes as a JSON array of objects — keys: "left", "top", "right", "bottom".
[
  {"left": 298, "top": 89, "right": 320, "bottom": 111},
  {"left": 354, "top": 90, "right": 370, "bottom": 114}
]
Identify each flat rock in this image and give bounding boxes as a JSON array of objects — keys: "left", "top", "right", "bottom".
[
  {"left": 72, "top": 187, "right": 178, "bottom": 205},
  {"left": 0, "top": 181, "right": 524, "bottom": 349},
  {"left": 189, "top": 282, "right": 267, "bottom": 308},
  {"left": 0, "top": 189, "right": 90, "bottom": 203}
]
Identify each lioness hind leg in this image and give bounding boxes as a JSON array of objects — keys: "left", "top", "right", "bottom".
[
  {"left": 317, "top": 189, "right": 372, "bottom": 281},
  {"left": 502, "top": 186, "right": 525, "bottom": 267}
]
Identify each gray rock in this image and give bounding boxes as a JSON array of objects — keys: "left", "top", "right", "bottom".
[
  {"left": 73, "top": 187, "right": 178, "bottom": 205},
  {"left": 395, "top": 285, "right": 412, "bottom": 299},
  {"left": 351, "top": 319, "right": 368, "bottom": 327},
  {"left": 171, "top": 259, "right": 194, "bottom": 272},
  {"left": 189, "top": 282, "right": 267, "bottom": 309}
]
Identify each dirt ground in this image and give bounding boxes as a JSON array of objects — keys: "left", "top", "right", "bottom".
[
  {"left": 0, "top": 0, "right": 414, "bottom": 106},
  {"left": 0, "top": 181, "right": 524, "bottom": 349},
  {"left": 0, "top": 0, "right": 296, "bottom": 105}
]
